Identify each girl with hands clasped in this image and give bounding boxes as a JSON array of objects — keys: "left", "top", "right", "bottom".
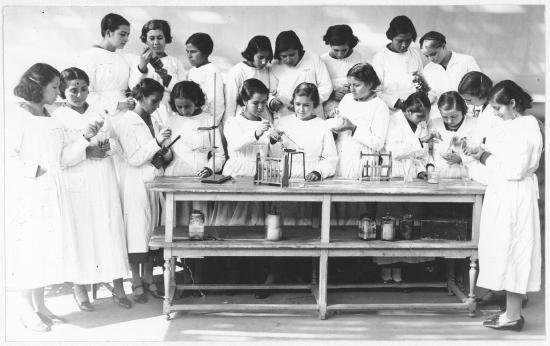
[
  {"left": 464, "top": 81, "right": 542, "bottom": 331},
  {"left": 111, "top": 78, "right": 173, "bottom": 304},
  {"left": 53, "top": 68, "right": 131, "bottom": 311}
]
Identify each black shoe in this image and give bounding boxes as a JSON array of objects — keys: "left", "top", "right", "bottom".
[
  {"left": 112, "top": 292, "right": 132, "bottom": 309},
  {"left": 144, "top": 282, "right": 164, "bottom": 300},
  {"left": 132, "top": 285, "right": 148, "bottom": 304},
  {"left": 483, "top": 315, "right": 525, "bottom": 331},
  {"left": 476, "top": 291, "right": 506, "bottom": 306},
  {"left": 73, "top": 292, "right": 94, "bottom": 312}
]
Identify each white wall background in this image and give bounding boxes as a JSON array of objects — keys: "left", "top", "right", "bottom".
[{"left": 3, "top": 5, "right": 545, "bottom": 105}]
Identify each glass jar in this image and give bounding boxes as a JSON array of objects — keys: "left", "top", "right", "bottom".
[
  {"left": 381, "top": 215, "right": 396, "bottom": 241},
  {"left": 399, "top": 214, "right": 414, "bottom": 240},
  {"left": 189, "top": 210, "right": 205, "bottom": 240},
  {"left": 358, "top": 215, "right": 377, "bottom": 240}
]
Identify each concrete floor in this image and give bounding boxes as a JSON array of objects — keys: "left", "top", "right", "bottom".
[{"left": 3, "top": 278, "right": 546, "bottom": 344}]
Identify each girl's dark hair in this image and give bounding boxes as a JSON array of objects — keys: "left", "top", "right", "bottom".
[
  {"left": 140, "top": 19, "right": 173, "bottom": 44},
  {"left": 274, "top": 30, "right": 304, "bottom": 60},
  {"left": 419, "top": 31, "right": 446, "bottom": 48},
  {"left": 385, "top": 15, "right": 417, "bottom": 41},
  {"left": 401, "top": 91, "right": 431, "bottom": 116},
  {"left": 169, "top": 81, "right": 206, "bottom": 112},
  {"left": 131, "top": 78, "right": 164, "bottom": 101},
  {"left": 59, "top": 67, "right": 89, "bottom": 99},
  {"left": 101, "top": 13, "right": 130, "bottom": 37},
  {"left": 347, "top": 63, "right": 380, "bottom": 90},
  {"left": 322, "top": 24, "right": 359, "bottom": 48},
  {"left": 237, "top": 78, "right": 269, "bottom": 107},
  {"left": 185, "top": 33, "right": 214, "bottom": 56},
  {"left": 457, "top": 71, "right": 493, "bottom": 100},
  {"left": 14, "top": 63, "right": 60, "bottom": 103},
  {"left": 488, "top": 80, "right": 533, "bottom": 113},
  {"left": 241, "top": 35, "right": 273, "bottom": 62},
  {"left": 437, "top": 91, "right": 468, "bottom": 116},
  {"left": 289, "top": 82, "right": 320, "bottom": 110}
]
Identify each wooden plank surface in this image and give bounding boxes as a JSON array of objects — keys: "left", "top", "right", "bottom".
[{"left": 147, "top": 176, "right": 486, "bottom": 195}]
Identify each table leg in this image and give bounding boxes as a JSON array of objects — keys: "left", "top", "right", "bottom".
[
  {"left": 164, "top": 257, "right": 172, "bottom": 318},
  {"left": 318, "top": 250, "right": 328, "bottom": 320},
  {"left": 467, "top": 256, "right": 478, "bottom": 317}
]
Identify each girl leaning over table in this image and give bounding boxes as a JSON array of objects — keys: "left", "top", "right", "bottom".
[
  {"left": 464, "top": 80, "right": 542, "bottom": 331},
  {"left": 53, "top": 67, "right": 131, "bottom": 311},
  {"left": 111, "top": 78, "right": 174, "bottom": 304},
  {"left": 375, "top": 91, "right": 440, "bottom": 283}
]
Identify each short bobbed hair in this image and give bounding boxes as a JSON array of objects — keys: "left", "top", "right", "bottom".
[
  {"left": 14, "top": 63, "right": 60, "bottom": 103},
  {"left": 385, "top": 15, "right": 417, "bottom": 41},
  {"left": 237, "top": 78, "right": 269, "bottom": 107},
  {"left": 437, "top": 91, "right": 468, "bottom": 116},
  {"left": 101, "top": 13, "right": 130, "bottom": 37},
  {"left": 141, "top": 19, "right": 173, "bottom": 44},
  {"left": 274, "top": 30, "right": 304, "bottom": 60},
  {"left": 289, "top": 82, "right": 320, "bottom": 111},
  {"left": 131, "top": 78, "right": 164, "bottom": 101},
  {"left": 241, "top": 35, "right": 273, "bottom": 63},
  {"left": 169, "top": 81, "right": 206, "bottom": 112},
  {"left": 419, "top": 31, "right": 446, "bottom": 48},
  {"left": 401, "top": 91, "right": 431, "bottom": 116},
  {"left": 347, "top": 63, "right": 380, "bottom": 90},
  {"left": 59, "top": 67, "right": 89, "bottom": 99},
  {"left": 488, "top": 80, "right": 533, "bottom": 113},
  {"left": 322, "top": 24, "right": 359, "bottom": 48},
  {"left": 457, "top": 71, "right": 493, "bottom": 100},
  {"left": 185, "top": 33, "right": 214, "bottom": 56}
]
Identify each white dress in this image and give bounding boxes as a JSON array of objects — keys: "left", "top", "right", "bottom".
[
  {"left": 5, "top": 102, "right": 75, "bottom": 289},
  {"left": 427, "top": 116, "right": 480, "bottom": 179},
  {"left": 77, "top": 46, "right": 131, "bottom": 115},
  {"left": 211, "top": 114, "right": 271, "bottom": 225},
  {"left": 371, "top": 45, "right": 424, "bottom": 111},
  {"left": 187, "top": 63, "right": 225, "bottom": 125},
  {"left": 274, "top": 115, "right": 338, "bottom": 225},
  {"left": 320, "top": 49, "right": 365, "bottom": 118},
  {"left": 422, "top": 52, "right": 480, "bottom": 97},
  {"left": 53, "top": 104, "right": 129, "bottom": 283},
  {"left": 225, "top": 61, "right": 278, "bottom": 120},
  {"left": 164, "top": 112, "right": 226, "bottom": 226},
  {"left": 128, "top": 54, "right": 186, "bottom": 126},
  {"left": 111, "top": 110, "right": 164, "bottom": 254},
  {"left": 271, "top": 51, "right": 333, "bottom": 119},
  {"left": 477, "top": 115, "right": 542, "bottom": 294}
]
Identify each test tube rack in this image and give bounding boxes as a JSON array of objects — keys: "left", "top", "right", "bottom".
[
  {"left": 360, "top": 151, "right": 393, "bottom": 182},
  {"left": 254, "top": 150, "right": 305, "bottom": 187}
]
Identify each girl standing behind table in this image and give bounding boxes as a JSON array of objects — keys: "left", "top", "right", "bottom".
[
  {"left": 269, "top": 30, "right": 333, "bottom": 120},
  {"left": 375, "top": 91, "right": 439, "bottom": 283},
  {"left": 327, "top": 63, "right": 389, "bottom": 226},
  {"left": 185, "top": 32, "right": 225, "bottom": 125},
  {"left": 371, "top": 16, "right": 425, "bottom": 114},
  {"left": 465, "top": 81, "right": 542, "bottom": 331},
  {"left": 111, "top": 78, "right": 174, "bottom": 304},
  {"left": 53, "top": 68, "right": 131, "bottom": 311},
  {"left": 320, "top": 24, "right": 365, "bottom": 118},
  {"left": 129, "top": 19, "right": 186, "bottom": 125},
  {"left": 225, "top": 35, "right": 278, "bottom": 119},
  {"left": 77, "top": 13, "right": 134, "bottom": 116}
]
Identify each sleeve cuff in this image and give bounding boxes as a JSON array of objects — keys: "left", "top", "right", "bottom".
[
  {"left": 480, "top": 151, "right": 492, "bottom": 165},
  {"left": 311, "top": 171, "right": 322, "bottom": 180}
]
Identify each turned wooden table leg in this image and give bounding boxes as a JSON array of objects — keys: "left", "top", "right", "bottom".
[
  {"left": 467, "top": 256, "right": 478, "bottom": 317},
  {"left": 164, "top": 257, "right": 172, "bottom": 317}
]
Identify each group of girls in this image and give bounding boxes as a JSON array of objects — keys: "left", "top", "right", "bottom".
[{"left": 7, "top": 11, "right": 542, "bottom": 333}]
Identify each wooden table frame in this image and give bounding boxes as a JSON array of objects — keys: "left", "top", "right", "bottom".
[{"left": 147, "top": 177, "right": 485, "bottom": 320}]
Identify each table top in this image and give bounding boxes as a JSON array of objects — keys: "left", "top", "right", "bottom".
[{"left": 146, "top": 176, "right": 486, "bottom": 195}]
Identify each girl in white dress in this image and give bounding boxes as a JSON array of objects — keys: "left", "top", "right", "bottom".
[
  {"left": 111, "top": 78, "right": 174, "bottom": 304},
  {"left": 269, "top": 30, "right": 333, "bottom": 120},
  {"left": 371, "top": 16, "right": 424, "bottom": 114},
  {"left": 320, "top": 24, "right": 365, "bottom": 118},
  {"left": 53, "top": 67, "right": 131, "bottom": 311},
  {"left": 225, "top": 35, "right": 278, "bottom": 120},
  {"left": 7, "top": 63, "right": 75, "bottom": 331},
  {"left": 327, "top": 63, "right": 389, "bottom": 225},
  {"left": 185, "top": 32, "right": 225, "bottom": 125},
  {"left": 78, "top": 13, "right": 134, "bottom": 116},
  {"left": 129, "top": 19, "right": 186, "bottom": 126},
  {"left": 465, "top": 81, "right": 542, "bottom": 331}
]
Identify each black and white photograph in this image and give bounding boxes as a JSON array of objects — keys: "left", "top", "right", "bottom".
[{"left": 1, "top": 0, "right": 547, "bottom": 344}]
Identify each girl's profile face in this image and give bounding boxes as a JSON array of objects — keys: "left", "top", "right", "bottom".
[
  {"left": 439, "top": 107, "right": 464, "bottom": 130},
  {"left": 405, "top": 110, "right": 426, "bottom": 125},
  {"left": 347, "top": 76, "right": 373, "bottom": 101},
  {"left": 460, "top": 93, "right": 485, "bottom": 107},
  {"left": 107, "top": 25, "right": 130, "bottom": 49},
  {"left": 490, "top": 99, "right": 516, "bottom": 120},
  {"left": 330, "top": 44, "right": 350, "bottom": 59},
  {"left": 186, "top": 43, "right": 207, "bottom": 67},
  {"left": 421, "top": 40, "right": 445, "bottom": 64},
  {"left": 293, "top": 95, "right": 315, "bottom": 120},
  {"left": 42, "top": 76, "right": 61, "bottom": 105},
  {"left": 389, "top": 33, "right": 413, "bottom": 53},
  {"left": 174, "top": 97, "right": 197, "bottom": 117},
  {"left": 146, "top": 29, "right": 166, "bottom": 55},
  {"left": 64, "top": 79, "right": 89, "bottom": 109},
  {"left": 279, "top": 49, "right": 300, "bottom": 67},
  {"left": 252, "top": 50, "right": 271, "bottom": 69},
  {"left": 244, "top": 92, "right": 268, "bottom": 119},
  {"left": 140, "top": 91, "right": 163, "bottom": 114}
]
